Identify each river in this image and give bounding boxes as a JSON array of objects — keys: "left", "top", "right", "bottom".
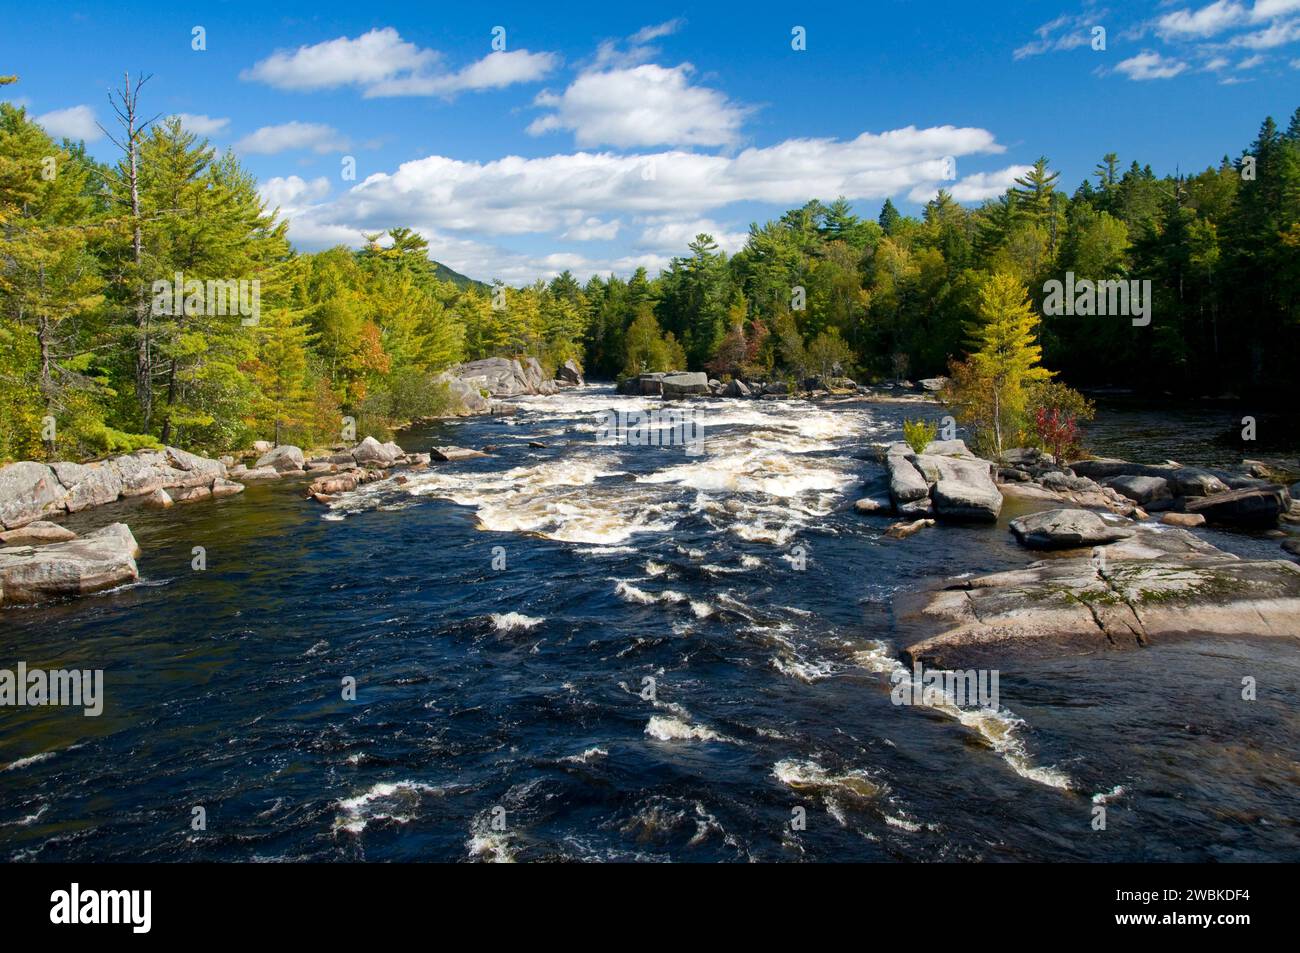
[{"left": 2, "top": 387, "right": 1297, "bottom": 861}]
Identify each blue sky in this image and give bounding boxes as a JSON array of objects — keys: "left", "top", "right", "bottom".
[{"left": 3, "top": 0, "right": 1297, "bottom": 283}]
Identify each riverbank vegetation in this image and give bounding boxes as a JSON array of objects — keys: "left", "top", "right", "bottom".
[{"left": 2, "top": 70, "right": 1296, "bottom": 464}]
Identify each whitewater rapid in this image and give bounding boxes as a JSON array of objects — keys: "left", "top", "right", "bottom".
[{"left": 323, "top": 387, "right": 1075, "bottom": 804}]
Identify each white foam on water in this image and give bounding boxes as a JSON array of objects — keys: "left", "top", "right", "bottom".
[
  {"left": 772, "top": 654, "right": 838, "bottom": 683},
  {"left": 560, "top": 747, "right": 608, "bottom": 764},
  {"left": 645, "top": 715, "right": 731, "bottom": 743},
  {"left": 1, "top": 804, "right": 48, "bottom": 827},
  {"left": 689, "top": 600, "right": 714, "bottom": 619},
  {"left": 1092, "top": 785, "right": 1126, "bottom": 805},
  {"left": 772, "top": 758, "right": 886, "bottom": 800},
  {"left": 490, "top": 612, "right": 544, "bottom": 632},
  {"left": 333, "top": 780, "right": 444, "bottom": 835},
  {"left": 853, "top": 642, "right": 1075, "bottom": 792},
  {"left": 2, "top": 751, "right": 55, "bottom": 772},
  {"left": 614, "top": 580, "right": 686, "bottom": 605}
]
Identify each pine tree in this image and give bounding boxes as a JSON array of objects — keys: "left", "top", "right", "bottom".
[
  {"left": 878, "top": 198, "right": 902, "bottom": 235},
  {"left": 966, "top": 272, "right": 1052, "bottom": 456}
]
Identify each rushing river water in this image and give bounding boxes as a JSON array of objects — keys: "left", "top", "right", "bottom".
[{"left": 2, "top": 387, "right": 1298, "bottom": 862}]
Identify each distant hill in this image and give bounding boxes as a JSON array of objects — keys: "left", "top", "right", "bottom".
[{"left": 431, "top": 260, "right": 489, "bottom": 292}]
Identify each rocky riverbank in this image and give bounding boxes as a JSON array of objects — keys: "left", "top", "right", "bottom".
[
  {"left": 904, "top": 522, "right": 1300, "bottom": 668},
  {"left": 0, "top": 434, "right": 451, "bottom": 605},
  {"left": 437, "top": 356, "right": 584, "bottom": 414},
  {"left": 856, "top": 442, "right": 1300, "bottom": 667},
  {"left": 617, "top": 370, "right": 947, "bottom": 401}
]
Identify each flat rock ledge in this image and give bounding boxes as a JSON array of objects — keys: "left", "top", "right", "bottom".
[
  {"left": 0, "top": 447, "right": 240, "bottom": 530},
  {"left": 903, "top": 527, "right": 1300, "bottom": 668},
  {"left": 0, "top": 523, "right": 140, "bottom": 606}
]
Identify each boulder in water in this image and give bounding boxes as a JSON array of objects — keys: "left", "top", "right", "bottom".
[
  {"left": 255, "top": 445, "right": 305, "bottom": 473},
  {"left": 0, "top": 521, "right": 77, "bottom": 545},
  {"left": 211, "top": 479, "right": 245, "bottom": 497},
  {"left": 1104, "top": 474, "right": 1173, "bottom": 508},
  {"left": 1161, "top": 512, "right": 1205, "bottom": 528},
  {"left": 1184, "top": 486, "right": 1288, "bottom": 527},
  {"left": 171, "top": 485, "right": 212, "bottom": 503},
  {"left": 145, "top": 488, "right": 173, "bottom": 508},
  {"left": 0, "top": 522, "right": 140, "bottom": 606},
  {"left": 432, "top": 446, "right": 489, "bottom": 462},
  {"left": 1009, "top": 508, "right": 1135, "bottom": 549},
  {"left": 660, "top": 372, "right": 709, "bottom": 398},
  {"left": 556, "top": 359, "right": 584, "bottom": 386},
  {"left": 886, "top": 452, "right": 930, "bottom": 506},
  {"left": 886, "top": 518, "right": 934, "bottom": 539}
]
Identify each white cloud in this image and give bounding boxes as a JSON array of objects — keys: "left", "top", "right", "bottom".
[
  {"left": 1014, "top": 12, "right": 1103, "bottom": 59},
  {"left": 1237, "top": 52, "right": 1267, "bottom": 66},
  {"left": 1251, "top": 0, "right": 1300, "bottom": 20},
  {"left": 630, "top": 19, "right": 685, "bottom": 45},
  {"left": 35, "top": 105, "right": 101, "bottom": 142},
  {"left": 637, "top": 218, "right": 749, "bottom": 254},
  {"left": 172, "top": 113, "right": 230, "bottom": 136},
  {"left": 242, "top": 28, "right": 437, "bottom": 91},
  {"left": 910, "top": 165, "right": 1035, "bottom": 204},
  {"left": 1230, "top": 16, "right": 1300, "bottom": 45},
  {"left": 259, "top": 175, "right": 331, "bottom": 213},
  {"left": 235, "top": 121, "right": 350, "bottom": 155},
  {"left": 270, "top": 123, "right": 1004, "bottom": 282},
  {"left": 561, "top": 217, "right": 621, "bottom": 241},
  {"left": 1114, "top": 50, "right": 1190, "bottom": 79},
  {"left": 1292, "top": 56, "right": 1300, "bottom": 65},
  {"left": 1155, "top": 1, "right": 1248, "bottom": 39},
  {"left": 243, "top": 27, "right": 556, "bottom": 99},
  {"left": 365, "top": 50, "right": 559, "bottom": 97},
  {"left": 529, "top": 63, "right": 750, "bottom": 148}
]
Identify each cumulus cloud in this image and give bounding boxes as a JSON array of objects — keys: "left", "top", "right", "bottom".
[
  {"left": 242, "top": 27, "right": 556, "bottom": 99},
  {"left": 529, "top": 63, "right": 750, "bottom": 148},
  {"left": 561, "top": 217, "right": 621, "bottom": 241},
  {"left": 909, "top": 165, "right": 1034, "bottom": 203},
  {"left": 1155, "top": 1, "right": 1249, "bottom": 39},
  {"left": 1114, "top": 50, "right": 1189, "bottom": 79},
  {"left": 265, "top": 123, "right": 1004, "bottom": 283},
  {"left": 1251, "top": 0, "right": 1300, "bottom": 19},
  {"left": 259, "top": 175, "right": 331, "bottom": 212},
  {"left": 365, "top": 50, "right": 559, "bottom": 97},
  {"left": 636, "top": 218, "right": 749, "bottom": 254},
  {"left": 171, "top": 113, "right": 230, "bottom": 136},
  {"left": 235, "top": 121, "right": 350, "bottom": 155},
  {"left": 242, "top": 28, "right": 437, "bottom": 91},
  {"left": 35, "top": 105, "right": 101, "bottom": 142},
  {"left": 1230, "top": 16, "right": 1300, "bottom": 46}
]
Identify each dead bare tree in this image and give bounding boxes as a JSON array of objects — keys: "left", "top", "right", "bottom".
[{"left": 98, "top": 72, "right": 160, "bottom": 429}]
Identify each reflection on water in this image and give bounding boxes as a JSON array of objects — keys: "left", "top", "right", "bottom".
[{"left": 2, "top": 388, "right": 1297, "bottom": 862}]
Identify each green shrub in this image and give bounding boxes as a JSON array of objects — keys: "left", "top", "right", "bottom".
[{"left": 902, "top": 418, "right": 938, "bottom": 454}]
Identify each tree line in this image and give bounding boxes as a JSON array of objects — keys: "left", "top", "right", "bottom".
[{"left": 2, "top": 71, "right": 1296, "bottom": 462}]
